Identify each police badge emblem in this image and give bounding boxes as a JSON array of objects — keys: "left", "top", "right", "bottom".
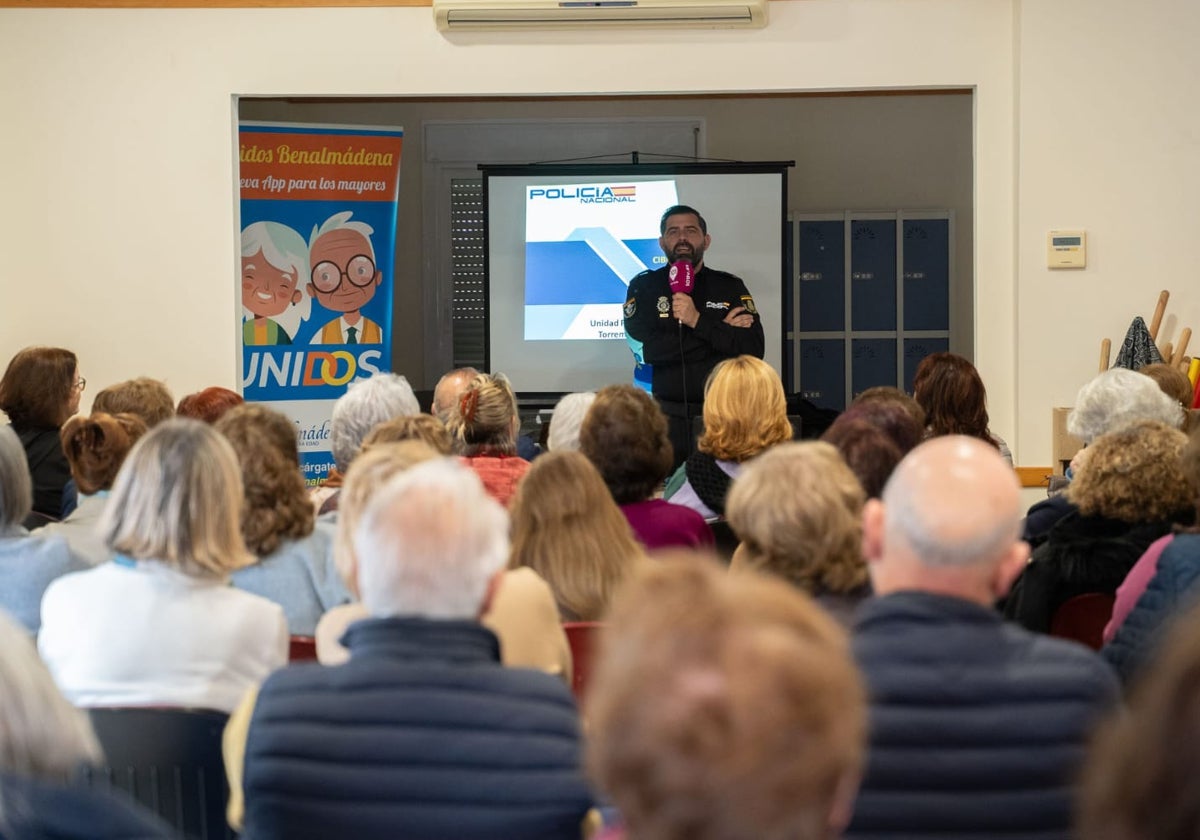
[
  {"left": 624, "top": 298, "right": 636, "bottom": 318},
  {"left": 657, "top": 296, "right": 670, "bottom": 317},
  {"left": 741, "top": 295, "right": 758, "bottom": 316}
]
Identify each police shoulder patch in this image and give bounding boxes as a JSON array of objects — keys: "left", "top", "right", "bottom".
[
  {"left": 624, "top": 298, "right": 636, "bottom": 318},
  {"left": 741, "top": 295, "right": 758, "bottom": 315}
]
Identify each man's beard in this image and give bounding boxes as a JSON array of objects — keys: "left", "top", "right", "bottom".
[{"left": 670, "top": 244, "right": 704, "bottom": 268}]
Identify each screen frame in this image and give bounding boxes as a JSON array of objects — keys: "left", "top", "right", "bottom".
[{"left": 480, "top": 160, "right": 793, "bottom": 400}]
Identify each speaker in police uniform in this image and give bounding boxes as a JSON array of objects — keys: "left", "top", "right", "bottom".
[{"left": 623, "top": 205, "right": 764, "bottom": 468}]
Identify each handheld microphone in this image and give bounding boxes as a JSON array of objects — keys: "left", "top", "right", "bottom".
[
  {"left": 668, "top": 260, "right": 695, "bottom": 295},
  {"left": 667, "top": 259, "right": 695, "bottom": 443}
]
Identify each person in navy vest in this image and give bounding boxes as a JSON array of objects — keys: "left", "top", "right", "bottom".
[
  {"left": 848, "top": 435, "right": 1120, "bottom": 840},
  {"left": 233, "top": 457, "right": 594, "bottom": 839}
]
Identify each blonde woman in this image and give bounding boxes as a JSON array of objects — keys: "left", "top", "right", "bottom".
[
  {"left": 509, "top": 450, "right": 643, "bottom": 621},
  {"left": 664, "top": 355, "right": 793, "bottom": 519},
  {"left": 726, "top": 441, "right": 871, "bottom": 627},
  {"left": 38, "top": 419, "right": 288, "bottom": 713},
  {"left": 445, "top": 372, "right": 529, "bottom": 507}
]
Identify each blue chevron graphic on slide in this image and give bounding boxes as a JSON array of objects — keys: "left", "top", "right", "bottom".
[{"left": 526, "top": 235, "right": 662, "bottom": 306}]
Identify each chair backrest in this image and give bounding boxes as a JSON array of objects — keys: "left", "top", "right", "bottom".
[
  {"left": 1049, "top": 592, "right": 1116, "bottom": 651},
  {"left": 562, "top": 621, "right": 603, "bottom": 704},
  {"left": 289, "top": 635, "right": 318, "bottom": 662},
  {"left": 80, "top": 707, "right": 234, "bottom": 840}
]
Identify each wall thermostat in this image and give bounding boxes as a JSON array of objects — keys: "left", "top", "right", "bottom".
[{"left": 1047, "top": 229, "right": 1086, "bottom": 269}]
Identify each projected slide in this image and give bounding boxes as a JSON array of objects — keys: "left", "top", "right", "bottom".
[{"left": 524, "top": 180, "right": 678, "bottom": 341}]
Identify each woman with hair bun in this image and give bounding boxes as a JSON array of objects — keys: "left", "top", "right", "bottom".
[
  {"left": 445, "top": 372, "right": 530, "bottom": 507},
  {"left": 0, "top": 346, "right": 84, "bottom": 522},
  {"left": 40, "top": 412, "right": 147, "bottom": 567}
]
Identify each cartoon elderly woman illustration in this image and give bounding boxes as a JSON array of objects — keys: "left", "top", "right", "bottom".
[{"left": 241, "top": 221, "right": 312, "bottom": 346}]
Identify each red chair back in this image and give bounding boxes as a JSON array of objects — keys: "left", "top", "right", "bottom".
[
  {"left": 562, "top": 621, "right": 603, "bottom": 704},
  {"left": 289, "top": 635, "right": 318, "bottom": 662},
  {"left": 1049, "top": 593, "right": 1115, "bottom": 651}
]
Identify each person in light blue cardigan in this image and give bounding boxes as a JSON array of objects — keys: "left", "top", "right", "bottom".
[
  {"left": 217, "top": 404, "right": 350, "bottom": 635},
  {"left": 0, "top": 425, "right": 81, "bottom": 634}
]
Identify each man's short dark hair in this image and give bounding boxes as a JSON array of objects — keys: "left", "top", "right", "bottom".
[{"left": 660, "top": 205, "right": 707, "bottom": 235}]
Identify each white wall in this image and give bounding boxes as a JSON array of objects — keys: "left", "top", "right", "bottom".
[
  {"left": 1015, "top": 0, "right": 1200, "bottom": 468},
  {"left": 2, "top": 1, "right": 1017, "bottom": 445}
]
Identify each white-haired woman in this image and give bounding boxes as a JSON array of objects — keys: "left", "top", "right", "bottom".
[
  {"left": 0, "top": 425, "right": 81, "bottom": 634},
  {"left": 38, "top": 419, "right": 288, "bottom": 713},
  {"left": 0, "top": 609, "right": 172, "bottom": 837}
]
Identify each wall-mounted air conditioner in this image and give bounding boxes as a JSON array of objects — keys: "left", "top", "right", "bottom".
[{"left": 433, "top": 0, "right": 767, "bottom": 31}]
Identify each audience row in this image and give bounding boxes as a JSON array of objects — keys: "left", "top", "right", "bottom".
[{"left": 1, "top": 342, "right": 1200, "bottom": 839}]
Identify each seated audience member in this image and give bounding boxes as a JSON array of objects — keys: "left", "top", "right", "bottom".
[
  {"left": 580, "top": 384, "right": 712, "bottom": 550},
  {"left": 446, "top": 371, "right": 530, "bottom": 507},
  {"left": 849, "top": 436, "right": 1119, "bottom": 838},
  {"left": 431, "top": 366, "right": 478, "bottom": 423},
  {"left": 911, "top": 351, "right": 1011, "bottom": 463},
  {"left": 1025, "top": 367, "right": 1185, "bottom": 546},
  {"left": 726, "top": 442, "right": 871, "bottom": 627},
  {"left": 217, "top": 404, "right": 349, "bottom": 636},
  {"left": 175, "top": 386, "right": 244, "bottom": 424},
  {"left": 39, "top": 412, "right": 147, "bottom": 567},
  {"left": 1139, "top": 361, "right": 1195, "bottom": 426},
  {"left": 0, "top": 426, "right": 80, "bottom": 634},
  {"left": 0, "top": 346, "right": 81, "bottom": 523},
  {"left": 312, "top": 372, "right": 420, "bottom": 514},
  {"left": 1082, "top": 603, "right": 1200, "bottom": 840},
  {"left": 509, "top": 450, "right": 644, "bottom": 621},
  {"left": 359, "top": 412, "right": 454, "bottom": 455},
  {"left": 852, "top": 385, "right": 926, "bottom": 431},
  {"left": 232, "top": 458, "right": 594, "bottom": 839},
  {"left": 820, "top": 418, "right": 905, "bottom": 499},
  {"left": 835, "top": 396, "right": 924, "bottom": 455},
  {"left": 1103, "top": 427, "right": 1200, "bottom": 683},
  {"left": 91, "top": 377, "right": 174, "bottom": 429},
  {"left": 587, "top": 558, "right": 866, "bottom": 840},
  {"left": 0, "top": 610, "right": 172, "bottom": 839},
  {"left": 314, "top": 442, "right": 570, "bottom": 681},
  {"left": 664, "top": 355, "right": 793, "bottom": 519},
  {"left": 39, "top": 419, "right": 287, "bottom": 712},
  {"left": 436, "top": 366, "right": 540, "bottom": 460},
  {"left": 1005, "top": 420, "right": 1193, "bottom": 633},
  {"left": 546, "top": 391, "right": 596, "bottom": 453}
]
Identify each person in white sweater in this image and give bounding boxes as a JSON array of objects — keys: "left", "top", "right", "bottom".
[{"left": 39, "top": 419, "right": 287, "bottom": 713}]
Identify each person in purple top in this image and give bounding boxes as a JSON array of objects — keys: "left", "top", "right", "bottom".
[{"left": 580, "top": 384, "right": 713, "bottom": 551}]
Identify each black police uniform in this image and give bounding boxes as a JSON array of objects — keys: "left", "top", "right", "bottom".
[{"left": 624, "top": 264, "right": 765, "bottom": 465}]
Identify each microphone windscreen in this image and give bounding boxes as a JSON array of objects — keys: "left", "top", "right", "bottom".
[{"left": 668, "top": 260, "right": 695, "bottom": 295}]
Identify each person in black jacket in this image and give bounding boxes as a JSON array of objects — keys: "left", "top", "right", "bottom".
[
  {"left": 1005, "top": 420, "right": 1194, "bottom": 634},
  {"left": 237, "top": 457, "right": 593, "bottom": 840},
  {"left": 0, "top": 346, "right": 83, "bottom": 523},
  {"left": 850, "top": 436, "right": 1119, "bottom": 840},
  {"left": 624, "top": 205, "right": 764, "bottom": 467}
]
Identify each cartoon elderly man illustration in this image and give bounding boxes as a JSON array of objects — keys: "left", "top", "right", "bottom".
[
  {"left": 307, "top": 211, "right": 384, "bottom": 345},
  {"left": 241, "top": 221, "right": 312, "bottom": 346}
]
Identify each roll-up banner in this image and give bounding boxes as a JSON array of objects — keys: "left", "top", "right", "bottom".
[{"left": 237, "top": 122, "right": 403, "bottom": 485}]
